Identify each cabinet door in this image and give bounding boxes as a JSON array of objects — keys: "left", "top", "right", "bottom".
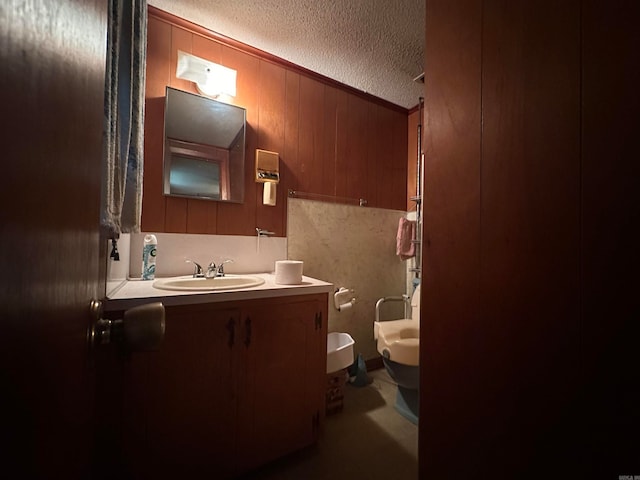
[
  {"left": 124, "top": 304, "right": 240, "bottom": 479},
  {"left": 236, "top": 295, "right": 326, "bottom": 473}
]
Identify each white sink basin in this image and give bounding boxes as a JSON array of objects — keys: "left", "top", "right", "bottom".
[{"left": 153, "top": 275, "right": 265, "bottom": 291}]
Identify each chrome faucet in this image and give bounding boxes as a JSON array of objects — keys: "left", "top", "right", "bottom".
[
  {"left": 205, "top": 262, "right": 218, "bottom": 279},
  {"left": 256, "top": 228, "right": 275, "bottom": 237},
  {"left": 185, "top": 259, "right": 204, "bottom": 278},
  {"left": 205, "top": 259, "right": 234, "bottom": 278}
]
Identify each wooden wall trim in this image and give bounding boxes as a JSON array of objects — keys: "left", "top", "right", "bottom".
[
  {"left": 149, "top": 5, "right": 409, "bottom": 115},
  {"left": 406, "top": 103, "right": 422, "bottom": 115}
]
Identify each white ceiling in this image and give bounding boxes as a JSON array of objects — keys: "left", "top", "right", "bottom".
[{"left": 149, "top": 0, "right": 425, "bottom": 110}]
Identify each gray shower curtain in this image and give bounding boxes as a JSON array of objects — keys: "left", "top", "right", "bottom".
[{"left": 102, "top": 0, "right": 147, "bottom": 235}]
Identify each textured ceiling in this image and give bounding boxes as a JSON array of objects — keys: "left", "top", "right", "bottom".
[{"left": 148, "top": 0, "right": 425, "bottom": 110}]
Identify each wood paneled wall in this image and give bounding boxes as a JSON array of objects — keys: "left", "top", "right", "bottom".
[
  {"left": 421, "top": 0, "right": 640, "bottom": 477},
  {"left": 406, "top": 108, "right": 420, "bottom": 211},
  {"left": 143, "top": 8, "right": 409, "bottom": 236}
]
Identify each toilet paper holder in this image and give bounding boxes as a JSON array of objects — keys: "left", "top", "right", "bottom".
[
  {"left": 255, "top": 149, "right": 279, "bottom": 206},
  {"left": 334, "top": 287, "right": 356, "bottom": 311}
]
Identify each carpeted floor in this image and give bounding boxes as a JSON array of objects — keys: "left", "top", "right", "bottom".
[{"left": 240, "top": 368, "right": 418, "bottom": 480}]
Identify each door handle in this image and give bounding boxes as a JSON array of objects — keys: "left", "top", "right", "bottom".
[{"left": 89, "top": 299, "right": 165, "bottom": 352}]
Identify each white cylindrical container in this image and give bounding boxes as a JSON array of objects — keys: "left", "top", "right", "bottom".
[
  {"left": 263, "top": 182, "right": 277, "bottom": 206},
  {"left": 141, "top": 234, "right": 157, "bottom": 280},
  {"left": 274, "top": 260, "right": 303, "bottom": 284}
]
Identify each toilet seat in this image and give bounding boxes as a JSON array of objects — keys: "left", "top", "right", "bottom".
[
  {"left": 374, "top": 285, "right": 420, "bottom": 367},
  {"left": 376, "top": 320, "right": 419, "bottom": 366}
]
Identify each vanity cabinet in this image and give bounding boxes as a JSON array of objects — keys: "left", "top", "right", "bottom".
[{"left": 122, "top": 293, "right": 328, "bottom": 478}]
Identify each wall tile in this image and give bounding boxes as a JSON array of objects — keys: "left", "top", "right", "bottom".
[{"left": 287, "top": 198, "right": 409, "bottom": 361}]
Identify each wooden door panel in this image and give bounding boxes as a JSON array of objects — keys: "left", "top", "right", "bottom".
[
  {"left": 421, "top": 0, "right": 483, "bottom": 476},
  {"left": 481, "top": 0, "right": 580, "bottom": 473},
  {"left": 125, "top": 305, "right": 239, "bottom": 479},
  {"left": 237, "top": 298, "right": 322, "bottom": 472},
  {"left": 581, "top": 1, "right": 640, "bottom": 474},
  {"left": 0, "top": 0, "right": 107, "bottom": 477}
]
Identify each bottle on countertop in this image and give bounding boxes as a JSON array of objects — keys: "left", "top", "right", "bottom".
[{"left": 141, "top": 234, "right": 157, "bottom": 280}]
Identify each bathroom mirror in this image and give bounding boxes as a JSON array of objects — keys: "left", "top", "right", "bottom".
[{"left": 163, "top": 86, "right": 245, "bottom": 203}]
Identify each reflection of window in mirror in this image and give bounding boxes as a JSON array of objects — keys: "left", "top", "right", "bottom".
[
  {"left": 165, "top": 138, "right": 230, "bottom": 200},
  {"left": 163, "top": 87, "right": 246, "bottom": 203}
]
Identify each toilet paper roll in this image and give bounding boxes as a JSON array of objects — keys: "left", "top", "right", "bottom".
[
  {"left": 275, "top": 260, "right": 303, "bottom": 284},
  {"left": 263, "top": 182, "right": 276, "bottom": 206},
  {"left": 338, "top": 301, "right": 353, "bottom": 312}
]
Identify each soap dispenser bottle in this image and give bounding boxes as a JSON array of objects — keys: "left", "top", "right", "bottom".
[{"left": 141, "top": 234, "right": 157, "bottom": 280}]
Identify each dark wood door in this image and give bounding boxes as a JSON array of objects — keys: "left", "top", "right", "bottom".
[
  {"left": 0, "top": 0, "right": 107, "bottom": 478},
  {"left": 581, "top": 1, "right": 640, "bottom": 475},
  {"left": 422, "top": 0, "right": 639, "bottom": 478}
]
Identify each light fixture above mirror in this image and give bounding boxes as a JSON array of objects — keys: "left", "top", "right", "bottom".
[{"left": 176, "top": 50, "right": 236, "bottom": 98}]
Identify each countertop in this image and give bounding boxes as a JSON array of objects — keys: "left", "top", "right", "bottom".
[{"left": 105, "top": 273, "right": 334, "bottom": 311}]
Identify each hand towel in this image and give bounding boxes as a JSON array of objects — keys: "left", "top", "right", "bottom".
[{"left": 396, "top": 217, "right": 416, "bottom": 260}]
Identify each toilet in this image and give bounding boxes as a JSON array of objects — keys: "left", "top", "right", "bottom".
[{"left": 374, "top": 284, "right": 420, "bottom": 424}]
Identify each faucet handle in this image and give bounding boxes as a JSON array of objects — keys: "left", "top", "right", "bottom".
[
  {"left": 185, "top": 259, "right": 203, "bottom": 277},
  {"left": 217, "top": 258, "right": 234, "bottom": 276}
]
